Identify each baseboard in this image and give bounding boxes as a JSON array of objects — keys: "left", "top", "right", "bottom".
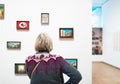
[
  {"left": 92, "top": 61, "right": 120, "bottom": 70},
  {"left": 102, "top": 61, "right": 120, "bottom": 70}
]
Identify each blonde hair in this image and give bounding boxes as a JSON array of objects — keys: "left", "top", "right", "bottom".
[{"left": 35, "top": 33, "right": 53, "bottom": 52}]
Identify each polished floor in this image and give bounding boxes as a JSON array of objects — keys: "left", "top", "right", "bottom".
[{"left": 92, "top": 62, "right": 120, "bottom": 84}]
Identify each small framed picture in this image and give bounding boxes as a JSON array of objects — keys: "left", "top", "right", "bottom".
[
  {"left": 7, "top": 41, "right": 21, "bottom": 49},
  {"left": 41, "top": 13, "right": 49, "bottom": 25},
  {"left": 59, "top": 28, "right": 74, "bottom": 38},
  {"left": 65, "top": 58, "right": 77, "bottom": 69},
  {"left": 15, "top": 63, "right": 26, "bottom": 74},
  {"left": 0, "top": 4, "right": 4, "bottom": 19},
  {"left": 17, "top": 21, "right": 29, "bottom": 30}
]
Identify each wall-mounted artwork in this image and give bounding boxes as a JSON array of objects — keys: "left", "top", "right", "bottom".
[
  {"left": 17, "top": 21, "right": 29, "bottom": 30},
  {"left": 41, "top": 13, "right": 49, "bottom": 25},
  {"left": 113, "top": 32, "right": 120, "bottom": 51},
  {"left": 92, "top": 28, "right": 103, "bottom": 55},
  {"left": 15, "top": 63, "right": 26, "bottom": 74},
  {"left": 59, "top": 28, "right": 74, "bottom": 38},
  {"left": 65, "top": 58, "right": 77, "bottom": 69},
  {"left": 7, "top": 41, "right": 21, "bottom": 49},
  {"left": 0, "top": 4, "right": 4, "bottom": 19}
]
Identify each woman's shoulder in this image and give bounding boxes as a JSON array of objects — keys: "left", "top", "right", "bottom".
[{"left": 25, "top": 54, "right": 39, "bottom": 63}]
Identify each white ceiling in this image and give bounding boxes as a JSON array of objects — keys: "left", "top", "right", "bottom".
[{"left": 92, "top": 0, "right": 109, "bottom": 6}]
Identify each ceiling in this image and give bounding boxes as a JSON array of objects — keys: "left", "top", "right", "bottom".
[{"left": 92, "top": 0, "right": 109, "bottom": 6}]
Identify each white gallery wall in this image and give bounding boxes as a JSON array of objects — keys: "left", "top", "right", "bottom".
[
  {"left": 103, "top": 0, "right": 120, "bottom": 68},
  {"left": 0, "top": 0, "right": 92, "bottom": 84}
]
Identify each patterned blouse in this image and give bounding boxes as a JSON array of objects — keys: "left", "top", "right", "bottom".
[{"left": 25, "top": 53, "right": 82, "bottom": 84}]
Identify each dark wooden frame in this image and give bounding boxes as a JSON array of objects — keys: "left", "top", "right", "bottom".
[
  {"left": 59, "top": 28, "right": 74, "bottom": 38},
  {"left": 41, "top": 13, "right": 49, "bottom": 25},
  {"left": 65, "top": 58, "right": 78, "bottom": 69},
  {"left": 15, "top": 63, "right": 26, "bottom": 74},
  {"left": 7, "top": 41, "right": 21, "bottom": 49}
]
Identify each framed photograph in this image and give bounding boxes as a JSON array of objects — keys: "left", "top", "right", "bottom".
[
  {"left": 0, "top": 4, "right": 4, "bottom": 19},
  {"left": 41, "top": 13, "right": 49, "bottom": 25},
  {"left": 17, "top": 21, "right": 29, "bottom": 30},
  {"left": 92, "top": 28, "right": 103, "bottom": 55},
  {"left": 59, "top": 28, "right": 74, "bottom": 38},
  {"left": 7, "top": 41, "right": 21, "bottom": 49},
  {"left": 65, "top": 58, "right": 77, "bottom": 69},
  {"left": 15, "top": 63, "right": 26, "bottom": 74}
]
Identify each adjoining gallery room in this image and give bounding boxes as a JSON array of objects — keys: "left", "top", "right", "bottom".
[
  {"left": 0, "top": 0, "right": 120, "bottom": 84},
  {"left": 92, "top": 0, "right": 120, "bottom": 84}
]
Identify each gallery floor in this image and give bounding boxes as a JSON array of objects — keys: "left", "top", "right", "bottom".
[{"left": 92, "top": 62, "right": 120, "bottom": 84}]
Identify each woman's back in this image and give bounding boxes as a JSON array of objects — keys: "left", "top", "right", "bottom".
[
  {"left": 25, "top": 33, "right": 82, "bottom": 84},
  {"left": 26, "top": 53, "right": 82, "bottom": 84}
]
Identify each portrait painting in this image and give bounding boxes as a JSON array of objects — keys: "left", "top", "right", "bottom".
[{"left": 92, "top": 28, "right": 103, "bottom": 55}]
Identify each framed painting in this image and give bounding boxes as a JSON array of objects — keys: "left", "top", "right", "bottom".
[
  {"left": 41, "top": 13, "right": 49, "bottom": 25},
  {"left": 92, "top": 28, "right": 103, "bottom": 55},
  {"left": 59, "top": 28, "right": 74, "bottom": 38},
  {"left": 16, "top": 21, "right": 29, "bottom": 30},
  {"left": 7, "top": 41, "right": 21, "bottom": 49},
  {"left": 15, "top": 63, "right": 26, "bottom": 74},
  {"left": 0, "top": 4, "right": 4, "bottom": 19},
  {"left": 65, "top": 58, "right": 77, "bottom": 69}
]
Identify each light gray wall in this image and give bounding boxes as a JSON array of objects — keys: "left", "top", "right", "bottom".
[
  {"left": 103, "top": 0, "right": 120, "bottom": 68},
  {"left": 0, "top": 0, "right": 92, "bottom": 84}
]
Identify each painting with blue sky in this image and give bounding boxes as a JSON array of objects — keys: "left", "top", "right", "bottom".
[
  {"left": 59, "top": 28, "right": 74, "bottom": 38},
  {"left": 65, "top": 59, "right": 77, "bottom": 69}
]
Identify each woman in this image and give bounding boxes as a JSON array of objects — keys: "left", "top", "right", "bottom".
[{"left": 25, "top": 33, "right": 82, "bottom": 84}]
